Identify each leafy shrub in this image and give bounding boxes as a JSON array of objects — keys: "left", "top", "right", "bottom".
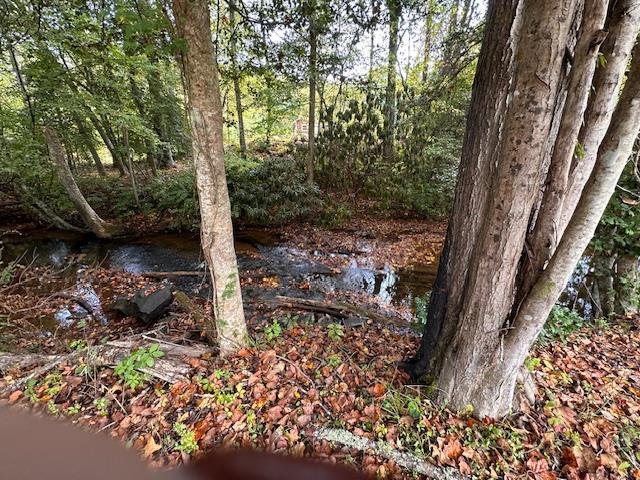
[
  {"left": 317, "top": 202, "right": 352, "bottom": 229},
  {"left": 539, "top": 306, "right": 584, "bottom": 343},
  {"left": 114, "top": 344, "right": 165, "bottom": 389},
  {"left": 148, "top": 170, "right": 200, "bottom": 230},
  {"left": 227, "top": 155, "right": 320, "bottom": 225}
]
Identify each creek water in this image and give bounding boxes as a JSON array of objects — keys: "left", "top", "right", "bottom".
[
  {"left": 1, "top": 228, "right": 595, "bottom": 331},
  {"left": 1, "top": 229, "right": 437, "bottom": 328}
]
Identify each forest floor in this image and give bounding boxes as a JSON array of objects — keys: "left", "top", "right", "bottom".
[{"left": 0, "top": 216, "right": 638, "bottom": 479}]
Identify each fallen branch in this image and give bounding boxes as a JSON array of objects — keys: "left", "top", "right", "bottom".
[
  {"left": 0, "top": 337, "right": 212, "bottom": 395},
  {"left": 141, "top": 271, "right": 205, "bottom": 278},
  {"left": 272, "top": 295, "right": 398, "bottom": 325},
  {"left": 314, "top": 428, "right": 466, "bottom": 480}
]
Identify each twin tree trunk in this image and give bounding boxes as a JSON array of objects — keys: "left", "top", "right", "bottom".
[
  {"left": 405, "top": 0, "right": 640, "bottom": 418},
  {"left": 173, "top": 0, "right": 248, "bottom": 356}
]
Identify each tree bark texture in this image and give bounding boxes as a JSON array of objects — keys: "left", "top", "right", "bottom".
[
  {"left": 173, "top": 0, "right": 248, "bottom": 356},
  {"left": 404, "top": 0, "right": 640, "bottom": 418}
]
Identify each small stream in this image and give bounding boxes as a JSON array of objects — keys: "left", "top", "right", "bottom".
[
  {"left": 1, "top": 228, "right": 597, "bottom": 331},
  {"left": 1, "top": 229, "right": 437, "bottom": 328}
]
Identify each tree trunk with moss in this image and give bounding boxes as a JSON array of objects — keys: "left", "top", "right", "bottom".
[{"left": 173, "top": 0, "right": 248, "bottom": 356}]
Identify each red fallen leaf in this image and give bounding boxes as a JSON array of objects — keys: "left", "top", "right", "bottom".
[
  {"left": 296, "top": 414, "right": 311, "bottom": 427},
  {"left": 267, "top": 405, "right": 283, "bottom": 422},
  {"left": 237, "top": 348, "right": 252, "bottom": 358},
  {"left": 444, "top": 438, "right": 463, "bottom": 460},
  {"left": 561, "top": 447, "right": 578, "bottom": 468},
  {"left": 459, "top": 458, "right": 472, "bottom": 476},
  {"left": 8, "top": 390, "right": 23, "bottom": 403},
  {"left": 370, "top": 383, "right": 386, "bottom": 397}
]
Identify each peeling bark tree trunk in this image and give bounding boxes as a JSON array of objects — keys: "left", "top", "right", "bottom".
[
  {"left": 173, "top": 0, "right": 248, "bottom": 356},
  {"left": 43, "top": 126, "right": 115, "bottom": 238},
  {"left": 404, "top": 0, "right": 640, "bottom": 419}
]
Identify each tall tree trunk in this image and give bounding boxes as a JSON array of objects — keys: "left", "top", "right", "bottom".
[
  {"left": 173, "top": 0, "right": 248, "bottom": 356},
  {"left": 128, "top": 74, "right": 159, "bottom": 176},
  {"left": 383, "top": 0, "right": 400, "bottom": 162},
  {"left": 43, "top": 126, "right": 115, "bottom": 238},
  {"left": 74, "top": 117, "right": 106, "bottom": 177},
  {"left": 502, "top": 40, "right": 640, "bottom": 397},
  {"left": 559, "top": 0, "right": 640, "bottom": 233},
  {"left": 86, "top": 112, "right": 128, "bottom": 176},
  {"left": 516, "top": 0, "right": 610, "bottom": 303},
  {"left": 421, "top": 0, "right": 437, "bottom": 82},
  {"left": 122, "top": 128, "right": 141, "bottom": 210},
  {"left": 405, "top": 0, "right": 640, "bottom": 419},
  {"left": 307, "top": 13, "right": 318, "bottom": 185},
  {"left": 9, "top": 46, "right": 36, "bottom": 130},
  {"left": 229, "top": 0, "right": 247, "bottom": 157}
]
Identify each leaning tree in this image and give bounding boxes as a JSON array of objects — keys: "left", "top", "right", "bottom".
[{"left": 403, "top": 0, "right": 640, "bottom": 418}]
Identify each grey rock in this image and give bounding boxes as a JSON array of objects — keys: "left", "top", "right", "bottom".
[
  {"left": 109, "top": 286, "right": 173, "bottom": 324},
  {"left": 342, "top": 317, "right": 364, "bottom": 328}
]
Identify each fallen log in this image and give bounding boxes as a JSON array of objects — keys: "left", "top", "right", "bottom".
[
  {"left": 271, "top": 295, "right": 399, "bottom": 325},
  {"left": 314, "top": 428, "right": 466, "bottom": 480},
  {"left": 0, "top": 336, "right": 212, "bottom": 395}
]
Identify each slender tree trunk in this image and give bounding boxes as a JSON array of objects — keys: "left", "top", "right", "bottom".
[
  {"left": 74, "top": 117, "right": 106, "bottom": 177},
  {"left": 43, "top": 126, "right": 115, "bottom": 238},
  {"left": 615, "top": 256, "right": 639, "bottom": 316},
  {"left": 517, "top": 0, "right": 609, "bottom": 301},
  {"left": 128, "top": 74, "right": 158, "bottom": 176},
  {"left": 307, "top": 14, "right": 318, "bottom": 185},
  {"left": 87, "top": 112, "right": 128, "bottom": 176},
  {"left": 383, "top": 0, "right": 400, "bottom": 162},
  {"left": 229, "top": 0, "right": 247, "bottom": 156},
  {"left": 421, "top": 0, "right": 437, "bottom": 82},
  {"left": 559, "top": 0, "right": 640, "bottom": 233},
  {"left": 173, "top": 0, "right": 248, "bottom": 356},
  {"left": 9, "top": 46, "right": 36, "bottom": 130},
  {"left": 368, "top": 27, "right": 375, "bottom": 82},
  {"left": 503, "top": 41, "right": 640, "bottom": 395},
  {"left": 122, "top": 128, "right": 141, "bottom": 210}
]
